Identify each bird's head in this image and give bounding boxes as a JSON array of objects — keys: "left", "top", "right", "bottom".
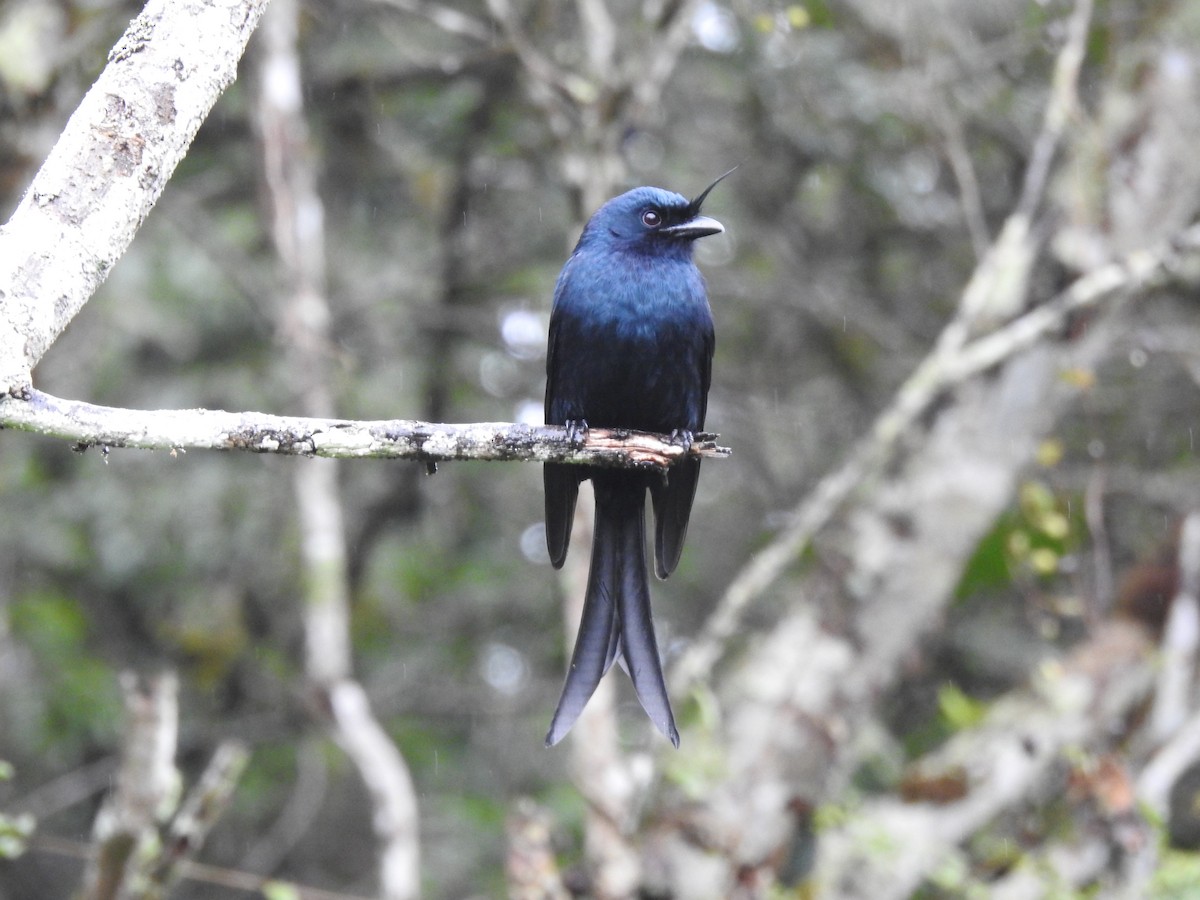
[{"left": 580, "top": 170, "right": 732, "bottom": 254}]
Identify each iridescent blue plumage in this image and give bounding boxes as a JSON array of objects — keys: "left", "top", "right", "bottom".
[{"left": 543, "top": 179, "right": 725, "bottom": 747}]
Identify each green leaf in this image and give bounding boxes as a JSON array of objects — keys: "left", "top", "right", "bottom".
[{"left": 261, "top": 881, "right": 301, "bottom": 900}]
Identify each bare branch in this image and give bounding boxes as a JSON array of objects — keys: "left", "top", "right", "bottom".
[
  {"left": 80, "top": 672, "right": 179, "bottom": 900},
  {"left": 670, "top": 175, "right": 1200, "bottom": 704},
  {"left": 327, "top": 683, "right": 421, "bottom": 900},
  {"left": 145, "top": 741, "right": 250, "bottom": 898},
  {"left": 484, "top": 0, "right": 594, "bottom": 107},
  {"left": 0, "top": 388, "right": 730, "bottom": 467},
  {"left": 1013, "top": 0, "right": 1092, "bottom": 222},
  {"left": 370, "top": 0, "right": 496, "bottom": 43},
  {"left": 34, "top": 833, "right": 379, "bottom": 900},
  {"left": 0, "top": 0, "right": 268, "bottom": 395}
]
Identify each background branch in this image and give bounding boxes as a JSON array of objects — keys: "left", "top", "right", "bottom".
[
  {"left": 815, "top": 621, "right": 1156, "bottom": 897},
  {"left": 256, "top": 2, "right": 420, "bottom": 896}
]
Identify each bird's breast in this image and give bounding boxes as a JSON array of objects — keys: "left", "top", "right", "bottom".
[{"left": 547, "top": 253, "right": 711, "bottom": 433}]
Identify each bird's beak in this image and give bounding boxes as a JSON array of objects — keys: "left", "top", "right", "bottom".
[
  {"left": 666, "top": 166, "right": 736, "bottom": 240},
  {"left": 661, "top": 215, "right": 725, "bottom": 239}
]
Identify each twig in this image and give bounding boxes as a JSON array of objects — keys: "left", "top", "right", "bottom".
[
  {"left": 630, "top": 0, "right": 705, "bottom": 112},
  {"left": 576, "top": 0, "right": 617, "bottom": 76},
  {"left": 369, "top": 0, "right": 496, "bottom": 43},
  {"left": 238, "top": 738, "right": 329, "bottom": 875},
  {"left": 934, "top": 98, "right": 991, "bottom": 259},
  {"left": 9, "top": 756, "right": 118, "bottom": 820},
  {"left": 32, "top": 833, "right": 378, "bottom": 900},
  {"left": 145, "top": 740, "right": 250, "bottom": 898},
  {"left": 1139, "top": 712, "right": 1200, "bottom": 822},
  {"left": 0, "top": 388, "right": 730, "bottom": 467},
  {"left": 484, "top": 0, "right": 593, "bottom": 107},
  {"left": 1013, "top": 0, "right": 1092, "bottom": 222}
]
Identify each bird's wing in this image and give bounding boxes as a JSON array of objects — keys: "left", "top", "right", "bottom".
[
  {"left": 543, "top": 260, "right": 583, "bottom": 567},
  {"left": 652, "top": 315, "right": 713, "bottom": 578},
  {"left": 651, "top": 457, "right": 701, "bottom": 579},
  {"left": 543, "top": 464, "right": 579, "bottom": 568}
]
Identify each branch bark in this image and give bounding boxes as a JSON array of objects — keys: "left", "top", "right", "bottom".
[
  {"left": 0, "top": 0, "right": 269, "bottom": 395},
  {"left": 0, "top": 388, "right": 728, "bottom": 467}
]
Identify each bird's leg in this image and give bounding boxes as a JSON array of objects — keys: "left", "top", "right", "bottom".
[{"left": 565, "top": 418, "right": 590, "bottom": 446}]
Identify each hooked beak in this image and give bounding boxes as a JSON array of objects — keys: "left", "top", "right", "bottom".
[{"left": 662, "top": 166, "right": 736, "bottom": 240}]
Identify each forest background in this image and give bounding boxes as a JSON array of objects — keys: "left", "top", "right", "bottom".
[{"left": 2, "top": 0, "right": 1200, "bottom": 897}]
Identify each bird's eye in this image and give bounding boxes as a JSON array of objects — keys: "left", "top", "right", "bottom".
[{"left": 641, "top": 209, "right": 662, "bottom": 228}]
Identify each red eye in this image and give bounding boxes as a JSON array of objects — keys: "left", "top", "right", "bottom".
[{"left": 641, "top": 209, "right": 662, "bottom": 227}]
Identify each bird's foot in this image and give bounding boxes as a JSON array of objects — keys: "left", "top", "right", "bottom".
[
  {"left": 565, "top": 419, "right": 590, "bottom": 446},
  {"left": 668, "top": 429, "right": 695, "bottom": 454}
]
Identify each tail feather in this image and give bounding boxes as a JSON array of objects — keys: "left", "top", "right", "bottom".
[
  {"left": 544, "top": 528, "right": 617, "bottom": 747},
  {"left": 545, "top": 481, "right": 678, "bottom": 747},
  {"left": 615, "top": 503, "right": 679, "bottom": 746}
]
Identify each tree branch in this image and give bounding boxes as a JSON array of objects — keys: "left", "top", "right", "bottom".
[
  {"left": 0, "top": 0, "right": 269, "bottom": 395},
  {"left": 814, "top": 622, "right": 1155, "bottom": 898},
  {"left": 0, "top": 388, "right": 730, "bottom": 467},
  {"left": 669, "top": 170, "right": 1200, "bottom": 708},
  {"left": 145, "top": 740, "right": 250, "bottom": 899},
  {"left": 80, "top": 672, "right": 179, "bottom": 900}
]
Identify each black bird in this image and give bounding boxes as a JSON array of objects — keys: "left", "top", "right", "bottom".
[{"left": 543, "top": 175, "right": 728, "bottom": 747}]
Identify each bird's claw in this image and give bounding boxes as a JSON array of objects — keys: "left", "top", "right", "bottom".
[
  {"left": 565, "top": 419, "right": 589, "bottom": 446},
  {"left": 669, "top": 429, "right": 695, "bottom": 454}
]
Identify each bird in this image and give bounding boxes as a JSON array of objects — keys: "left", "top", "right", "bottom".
[{"left": 543, "top": 173, "right": 729, "bottom": 747}]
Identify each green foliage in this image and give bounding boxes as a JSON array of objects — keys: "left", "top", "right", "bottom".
[
  {"left": 955, "top": 475, "right": 1084, "bottom": 600},
  {"left": 8, "top": 590, "right": 120, "bottom": 754},
  {"left": 901, "top": 681, "right": 991, "bottom": 760},
  {"left": 1151, "top": 849, "right": 1200, "bottom": 898},
  {"left": 936, "top": 683, "right": 987, "bottom": 732},
  {"left": 0, "top": 762, "right": 34, "bottom": 860},
  {"left": 261, "top": 881, "right": 302, "bottom": 900}
]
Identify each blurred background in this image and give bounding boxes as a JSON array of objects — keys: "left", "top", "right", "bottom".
[{"left": 2, "top": 0, "right": 1200, "bottom": 897}]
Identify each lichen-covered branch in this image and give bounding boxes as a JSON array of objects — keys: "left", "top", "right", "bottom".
[
  {"left": 0, "top": 388, "right": 729, "bottom": 468},
  {"left": 814, "top": 622, "right": 1156, "bottom": 898},
  {"left": 0, "top": 0, "right": 269, "bottom": 395}
]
